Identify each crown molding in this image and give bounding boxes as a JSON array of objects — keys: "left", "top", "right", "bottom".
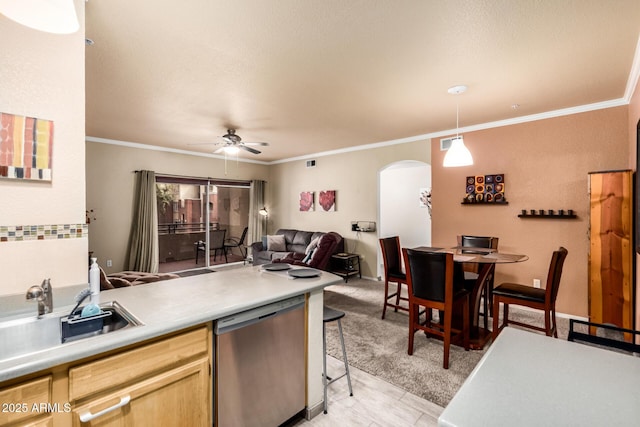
[
  {"left": 624, "top": 35, "right": 640, "bottom": 102},
  {"left": 85, "top": 136, "right": 270, "bottom": 165}
]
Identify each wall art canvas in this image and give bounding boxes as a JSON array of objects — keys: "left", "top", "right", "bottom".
[
  {"left": 299, "top": 191, "right": 314, "bottom": 211},
  {"left": 319, "top": 190, "right": 336, "bottom": 212},
  {"left": 0, "top": 113, "right": 53, "bottom": 181},
  {"left": 463, "top": 174, "right": 506, "bottom": 204}
]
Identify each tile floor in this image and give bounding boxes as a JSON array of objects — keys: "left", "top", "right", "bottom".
[{"left": 294, "top": 355, "right": 444, "bottom": 427}]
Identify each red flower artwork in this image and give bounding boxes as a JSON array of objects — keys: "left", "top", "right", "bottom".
[
  {"left": 319, "top": 190, "right": 336, "bottom": 212},
  {"left": 300, "top": 191, "right": 314, "bottom": 211}
]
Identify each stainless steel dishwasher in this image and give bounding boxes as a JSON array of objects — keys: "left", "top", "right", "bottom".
[{"left": 214, "top": 295, "right": 306, "bottom": 426}]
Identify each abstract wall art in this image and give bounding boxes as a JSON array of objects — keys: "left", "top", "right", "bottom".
[
  {"left": 462, "top": 174, "right": 507, "bottom": 204},
  {"left": 319, "top": 190, "right": 336, "bottom": 212},
  {"left": 0, "top": 112, "right": 53, "bottom": 181},
  {"left": 299, "top": 191, "right": 314, "bottom": 211}
]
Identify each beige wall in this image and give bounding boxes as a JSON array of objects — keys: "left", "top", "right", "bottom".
[
  {"left": 0, "top": 1, "right": 87, "bottom": 296},
  {"left": 268, "top": 140, "right": 431, "bottom": 278},
  {"left": 85, "top": 142, "right": 270, "bottom": 273},
  {"left": 432, "top": 107, "right": 629, "bottom": 318}
]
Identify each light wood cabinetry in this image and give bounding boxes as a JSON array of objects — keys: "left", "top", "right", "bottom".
[
  {"left": 70, "top": 359, "right": 208, "bottom": 426},
  {"left": 0, "top": 325, "right": 212, "bottom": 426},
  {"left": 588, "top": 170, "right": 635, "bottom": 340},
  {"left": 0, "top": 376, "right": 53, "bottom": 427},
  {"left": 68, "top": 326, "right": 210, "bottom": 426}
]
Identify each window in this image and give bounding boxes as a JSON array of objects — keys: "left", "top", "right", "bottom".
[{"left": 155, "top": 176, "right": 250, "bottom": 272}]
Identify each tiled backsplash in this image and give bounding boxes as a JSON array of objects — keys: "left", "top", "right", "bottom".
[{"left": 0, "top": 224, "right": 88, "bottom": 242}]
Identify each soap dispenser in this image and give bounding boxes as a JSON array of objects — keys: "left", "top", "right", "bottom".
[{"left": 89, "top": 257, "right": 100, "bottom": 304}]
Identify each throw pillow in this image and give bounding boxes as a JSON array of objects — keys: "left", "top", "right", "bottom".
[
  {"left": 266, "top": 234, "right": 287, "bottom": 252},
  {"left": 302, "top": 249, "right": 315, "bottom": 263},
  {"left": 305, "top": 236, "right": 320, "bottom": 254}
]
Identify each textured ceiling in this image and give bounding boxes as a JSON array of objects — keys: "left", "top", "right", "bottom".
[{"left": 85, "top": 0, "right": 640, "bottom": 163}]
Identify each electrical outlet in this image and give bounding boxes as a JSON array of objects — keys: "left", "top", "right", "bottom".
[
  {"left": 106, "top": 259, "right": 113, "bottom": 268},
  {"left": 533, "top": 278, "right": 541, "bottom": 288}
]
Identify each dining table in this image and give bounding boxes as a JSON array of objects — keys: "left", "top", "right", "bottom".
[{"left": 412, "top": 246, "right": 528, "bottom": 349}]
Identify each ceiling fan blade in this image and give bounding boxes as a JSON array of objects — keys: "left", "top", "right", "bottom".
[
  {"left": 239, "top": 145, "right": 261, "bottom": 154},
  {"left": 213, "top": 147, "right": 225, "bottom": 154},
  {"left": 243, "top": 142, "right": 269, "bottom": 146}
]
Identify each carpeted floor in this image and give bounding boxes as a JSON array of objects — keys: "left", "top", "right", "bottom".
[{"left": 323, "top": 278, "right": 574, "bottom": 408}]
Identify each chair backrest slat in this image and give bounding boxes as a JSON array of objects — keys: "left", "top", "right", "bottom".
[
  {"left": 546, "top": 246, "right": 568, "bottom": 303},
  {"left": 458, "top": 235, "right": 499, "bottom": 250},
  {"left": 404, "top": 249, "right": 451, "bottom": 302},
  {"left": 380, "top": 236, "right": 402, "bottom": 275}
]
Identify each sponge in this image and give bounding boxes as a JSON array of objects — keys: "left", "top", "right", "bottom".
[{"left": 80, "top": 303, "right": 101, "bottom": 318}]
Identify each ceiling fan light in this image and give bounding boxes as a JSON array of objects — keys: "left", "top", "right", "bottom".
[
  {"left": 258, "top": 207, "right": 268, "bottom": 216},
  {"left": 443, "top": 136, "right": 473, "bottom": 167},
  {"left": 223, "top": 145, "right": 240, "bottom": 155}
]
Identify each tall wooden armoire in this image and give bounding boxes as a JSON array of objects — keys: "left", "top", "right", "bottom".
[{"left": 588, "top": 170, "right": 634, "bottom": 340}]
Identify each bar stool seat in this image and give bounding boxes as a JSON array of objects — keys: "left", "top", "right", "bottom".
[{"left": 322, "top": 306, "right": 353, "bottom": 414}]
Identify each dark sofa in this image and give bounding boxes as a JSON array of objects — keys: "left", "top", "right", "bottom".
[{"left": 251, "top": 228, "right": 344, "bottom": 269}]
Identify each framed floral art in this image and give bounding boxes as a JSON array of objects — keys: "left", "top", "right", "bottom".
[{"left": 299, "top": 191, "right": 314, "bottom": 211}]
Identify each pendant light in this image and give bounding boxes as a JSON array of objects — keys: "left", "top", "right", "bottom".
[
  {"left": 443, "top": 85, "right": 473, "bottom": 167},
  {"left": 0, "top": 0, "right": 79, "bottom": 34}
]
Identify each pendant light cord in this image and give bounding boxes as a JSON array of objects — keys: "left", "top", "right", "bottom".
[{"left": 456, "top": 98, "right": 460, "bottom": 138}]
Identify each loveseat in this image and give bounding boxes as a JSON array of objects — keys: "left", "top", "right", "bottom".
[{"left": 251, "top": 228, "right": 344, "bottom": 269}]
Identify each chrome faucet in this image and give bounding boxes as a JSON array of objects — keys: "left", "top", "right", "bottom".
[{"left": 25, "top": 278, "right": 53, "bottom": 317}]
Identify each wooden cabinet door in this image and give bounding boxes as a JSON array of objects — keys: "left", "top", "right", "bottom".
[
  {"left": 589, "top": 170, "right": 634, "bottom": 339},
  {"left": 70, "top": 358, "right": 209, "bottom": 426},
  {"left": 0, "top": 376, "right": 53, "bottom": 427}
]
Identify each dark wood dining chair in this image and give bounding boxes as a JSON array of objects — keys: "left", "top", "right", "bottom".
[
  {"left": 458, "top": 235, "right": 499, "bottom": 327},
  {"left": 492, "top": 246, "right": 568, "bottom": 339},
  {"left": 403, "top": 248, "right": 470, "bottom": 369},
  {"left": 379, "top": 236, "right": 409, "bottom": 319}
]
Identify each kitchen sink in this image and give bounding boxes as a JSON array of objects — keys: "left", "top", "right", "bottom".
[{"left": 0, "top": 301, "right": 142, "bottom": 361}]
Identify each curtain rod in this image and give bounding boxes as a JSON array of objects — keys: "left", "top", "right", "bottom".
[
  {"left": 132, "top": 170, "right": 262, "bottom": 186},
  {"left": 133, "top": 170, "right": 244, "bottom": 181},
  {"left": 132, "top": 170, "right": 218, "bottom": 180}
]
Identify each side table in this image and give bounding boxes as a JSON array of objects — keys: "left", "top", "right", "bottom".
[{"left": 330, "top": 253, "right": 361, "bottom": 282}]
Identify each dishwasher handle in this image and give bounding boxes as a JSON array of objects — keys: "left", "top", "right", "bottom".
[
  {"left": 259, "top": 311, "right": 277, "bottom": 320},
  {"left": 216, "top": 299, "right": 304, "bottom": 335}
]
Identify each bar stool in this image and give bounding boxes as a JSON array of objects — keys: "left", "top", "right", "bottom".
[{"left": 322, "top": 306, "right": 353, "bottom": 414}]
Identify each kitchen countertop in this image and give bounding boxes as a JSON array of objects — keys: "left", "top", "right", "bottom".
[
  {"left": 438, "top": 327, "right": 640, "bottom": 426},
  {"left": 0, "top": 265, "right": 341, "bottom": 382}
]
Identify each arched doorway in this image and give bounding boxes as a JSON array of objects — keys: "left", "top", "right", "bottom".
[{"left": 378, "top": 160, "right": 431, "bottom": 278}]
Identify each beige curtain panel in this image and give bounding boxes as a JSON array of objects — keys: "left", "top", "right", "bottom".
[{"left": 126, "top": 170, "right": 159, "bottom": 273}]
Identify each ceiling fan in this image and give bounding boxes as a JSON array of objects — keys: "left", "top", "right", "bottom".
[{"left": 214, "top": 129, "right": 269, "bottom": 155}]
